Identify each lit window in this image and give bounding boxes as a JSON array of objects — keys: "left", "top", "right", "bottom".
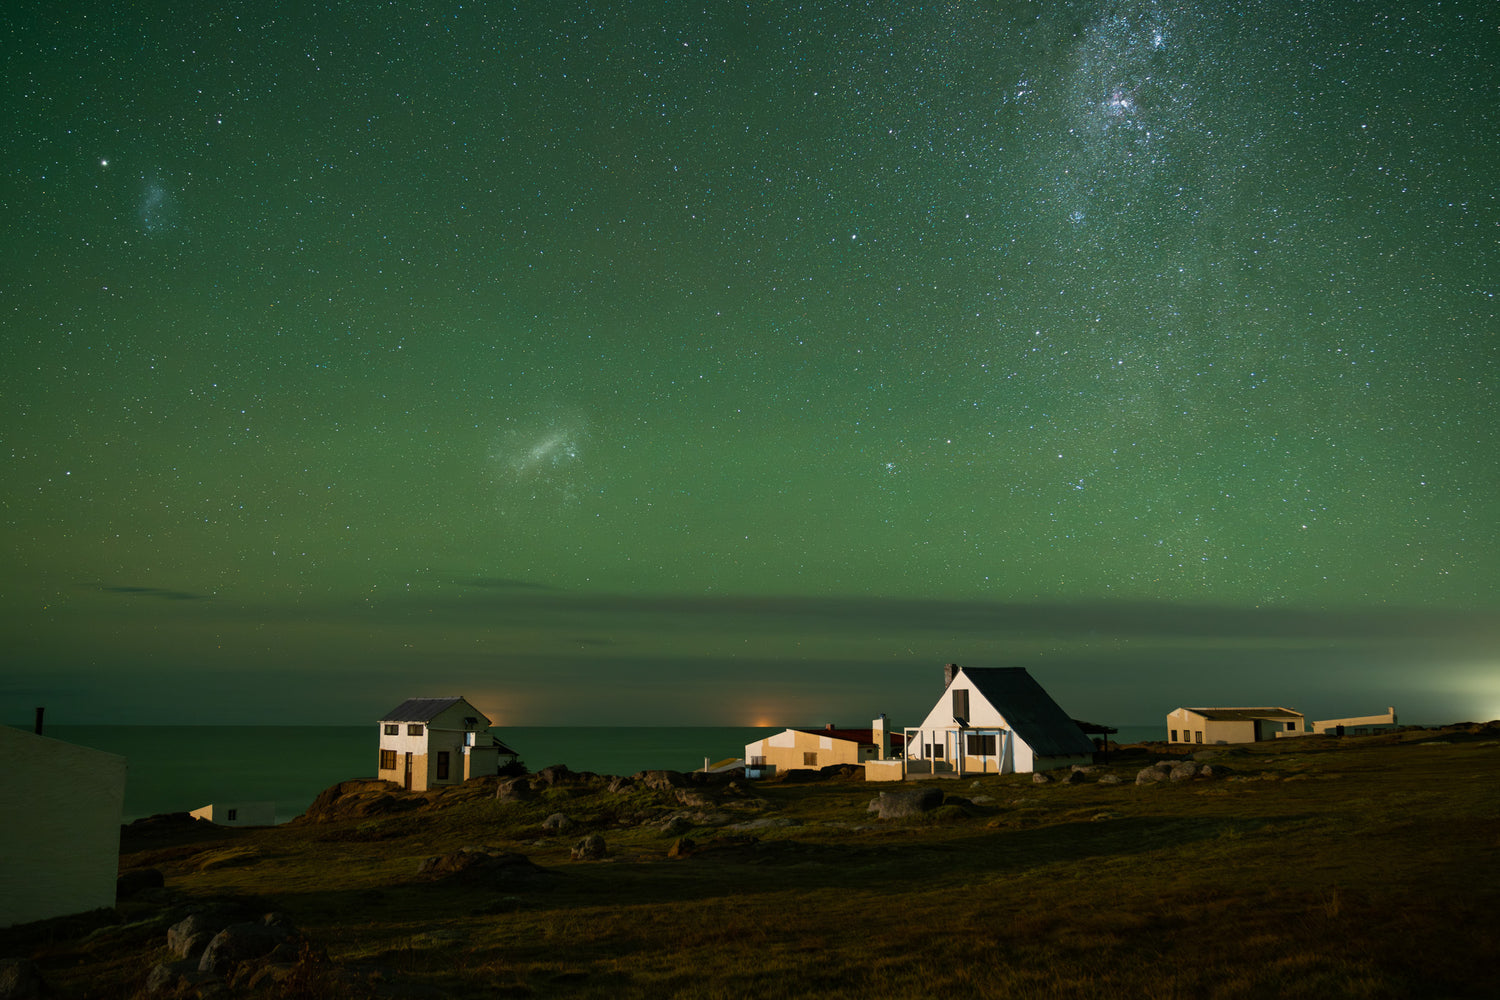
[
  {"left": 384, "top": 724, "right": 399, "bottom": 736},
  {"left": 408, "top": 724, "right": 424, "bottom": 736}
]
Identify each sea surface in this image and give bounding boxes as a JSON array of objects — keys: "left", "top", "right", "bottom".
[{"left": 36, "top": 724, "right": 1164, "bottom": 824}]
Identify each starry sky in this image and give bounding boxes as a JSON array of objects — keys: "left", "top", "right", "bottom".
[{"left": 4, "top": 1, "right": 1497, "bottom": 728}]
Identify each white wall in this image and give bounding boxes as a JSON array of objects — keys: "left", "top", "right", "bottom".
[{"left": 0, "top": 726, "right": 127, "bottom": 928}]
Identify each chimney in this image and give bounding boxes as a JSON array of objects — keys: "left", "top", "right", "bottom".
[
  {"left": 944, "top": 663, "right": 960, "bottom": 688},
  {"left": 872, "top": 713, "right": 890, "bottom": 760},
  {"left": 825, "top": 723, "right": 835, "bottom": 731},
  {"left": 34, "top": 706, "right": 45, "bottom": 736}
]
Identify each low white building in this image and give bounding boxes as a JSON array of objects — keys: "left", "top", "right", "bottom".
[
  {"left": 0, "top": 724, "right": 127, "bottom": 928},
  {"left": 190, "top": 801, "right": 277, "bottom": 827},
  {"left": 904, "top": 665, "right": 1096, "bottom": 776},
  {"left": 1311, "top": 707, "right": 1398, "bottom": 736},
  {"left": 376, "top": 696, "right": 518, "bottom": 791}
]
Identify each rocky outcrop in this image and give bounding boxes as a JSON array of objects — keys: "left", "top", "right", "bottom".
[
  {"left": 147, "top": 910, "right": 307, "bottom": 995},
  {"left": 541, "top": 813, "right": 575, "bottom": 834},
  {"left": 571, "top": 834, "right": 607, "bottom": 860},
  {"left": 416, "top": 850, "right": 547, "bottom": 885}
]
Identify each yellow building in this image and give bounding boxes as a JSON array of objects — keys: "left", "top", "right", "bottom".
[
  {"left": 744, "top": 717, "right": 903, "bottom": 778},
  {"left": 1167, "top": 707, "right": 1305, "bottom": 745}
]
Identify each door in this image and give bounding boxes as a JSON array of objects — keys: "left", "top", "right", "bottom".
[{"left": 403, "top": 752, "right": 413, "bottom": 791}]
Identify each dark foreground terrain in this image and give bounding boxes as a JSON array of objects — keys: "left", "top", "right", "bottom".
[{"left": 4, "top": 724, "right": 1498, "bottom": 999}]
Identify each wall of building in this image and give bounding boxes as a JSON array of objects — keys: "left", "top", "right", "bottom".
[
  {"left": 0, "top": 726, "right": 127, "bottom": 928},
  {"left": 744, "top": 729, "right": 866, "bottom": 773},
  {"left": 189, "top": 802, "right": 276, "bottom": 827}
]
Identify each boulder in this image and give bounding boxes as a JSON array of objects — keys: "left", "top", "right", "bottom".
[
  {"left": 1032, "top": 771, "right": 1052, "bottom": 784},
  {"left": 145, "top": 959, "right": 213, "bottom": 996},
  {"left": 534, "top": 765, "right": 573, "bottom": 786},
  {"left": 607, "top": 776, "right": 634, "bottom": 794},
  {"left": 541, "top": 813, "right": 575, "bottom": 834},
  {"left": 1135, "top": 763, "right": 1174, "bottom": 785},
  {"left": 1098, "top": 774, "right": 1124, "bottom": 785},
  {"left": 874, "top": 787, "right": 944, "bottom": 819},
  {"left": 197, "top": 917, "right": 288, "bottom": 975},
  {"left": 634, "top": 770, "right": 687, "bottom": 790},
  {"left": 418, "top": 851, "right": 547, "bottom": 884},
  {"left": 571, "top": 834, "right": 607, "bottom": 860},
  {"left": 1168, "top": 761, "right": 1201, "bottom": 782},
  {"left": 667, "top": 837, "right": 695, "bottom": 859},
  {"left": 0, "top": 958, "right": 46, "bottom": 1000},
  {"left": 167, "top": 912, "right": 224, "bottom": 960},
  {"left": 495, "top": 777, "right": 534, "bottom": 801},
  {"left": 116, "top": 867, "right": 164, "bottom": 899}
]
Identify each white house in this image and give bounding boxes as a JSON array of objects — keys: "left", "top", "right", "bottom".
[
  {"left": 1167, "top": 707, "right": 1305, "bottom": 745},
  {"left": 1310, "top": 707, "right": 1398, "bottom": 736},
  {"left": 190, "top": 801, "right": 277, "bottom": 827},
  {"left": 0, "top": 724, "right": 127, "bottom": 928},
  {"left": 376, "top": 696, "right": 518, "bottom": 791},
  {"left": 904, "top": 665, "right": 1097, "bottom": 776}
]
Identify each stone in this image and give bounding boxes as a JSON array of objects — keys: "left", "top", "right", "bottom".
[
  {"left": 571, "top": 834, "right": 607, "bottom": 860},
  {"left": 874, "top": 787, "right": 943, "bottom": 819},
  {"left": 0, "top": 959, "right": 46, "bottom": 1000},
  {"left": 660, "top": 815, "right": 694, "bottom": 836},
  {"left": 1168, "top": 761, "right": 1200, "bottom": 782},
  {"left": 197, "top": 920, "right": 284, "bottom": 975},
  {"left": 1097, "top": 774, "right": 1124, "bottom": 785},
  {"left": 1032, "top": 771, "right": 1052, "bottom": 784},
  {"left": 534, "top": 764, "right": 573, "bottom": 786},
  {"left": 167, "top": 913, "right": 225, "bottom": 959},
  {"left": 1135, "top": 763, "right": 1174, "bottom": 785},
  {"left": 1063, "top": 770, "right": 1087, "bottom": 784},
  {"left": 116, "top": 867, "right": 164, "bottom": 899},
  {"left": 541, "top": 812, "right": 575, "bottom": 834},
  {"left": 667, "top": 836, "right": 695, "bottom": 859},
  {"left": 634, "top": 770, "right": 687, "bottom": 790},
  {"left": 495, "top": 777, "right": 534, "bottom": 801}
]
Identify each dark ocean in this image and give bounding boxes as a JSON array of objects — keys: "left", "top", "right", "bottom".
[{"left": 36, "top": 724, "right": 1163, "bottom": 824}]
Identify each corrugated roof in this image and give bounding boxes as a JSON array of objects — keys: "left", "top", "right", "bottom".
[
  {"left": 958, "top": 667, "right": 1097, "bottom": 758},
  {"left": 379, "top": 697, "right": 467, "bottom": 722},
  {"left": 1181, "top": 707, "right": 1303, "bottom": 722}
]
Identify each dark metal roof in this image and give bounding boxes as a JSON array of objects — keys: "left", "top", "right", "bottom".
[
  {"left": 790, "top": 726, "right": 907, "bottom": 748},
  {"left": 957, "top": 667, "right": 1097, "bottom": 758},
  {"left": 1180, "top": 707, "right": 1303, "bottom": 722},
  {"left": 380, "top": 697, "right": 469, "bottom": 723}
]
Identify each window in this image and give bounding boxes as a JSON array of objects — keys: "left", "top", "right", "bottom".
[
  {"left": 952, "top": 688, "right": 970, "bottom": 722},
  {"left": 750, "top": 756, "right": 766, "bottom": 766},
  {"left": 966, "top": 733, "right": 997, "bottom": 756},
  {"left": 1286, "top": 721, "right": 1296, "bottom": 731},
  {"left": 803, "top": 752, "right": 818, "bottom": 766},
  {"left": 1195, "top": 731, "right": 1203, "bottom": 744},
  {"left": 408, "top": 724, "right": 424, "bottom": 736},
  {"left": 1170, "top": 729, "right": 1178, "bottom": 742},
  {"left": 933, "top": 742, "right": 945, "bottom": 759},
  {"left": 380, "top": 749, "right": 398, "bottom": 770},
  {"left": 384, "top": 724, "right": 399, "bottom": 736},
  {"left": 226, "top": 809, "right": 237, "bottom": 821},
  {"left": 436, "top": 751, "right": 450, "bottom": 780}
]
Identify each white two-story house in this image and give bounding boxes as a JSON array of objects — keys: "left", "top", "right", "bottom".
[{"left": 376, "top": 696, "right": 518, "bottom": 791}]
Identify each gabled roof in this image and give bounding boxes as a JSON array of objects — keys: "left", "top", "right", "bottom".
[
  {"left": 380, "top": 696, "right": 476, "bottom": 723},
  {"left": 958, "top": 667, "right": 1097, "bottom": 758},
  {"left": 791, "top": 726, "right": 907, "bottom": 748},
  {"left": 1180, "top": 707, "right": 1303, "bottom": 722}
]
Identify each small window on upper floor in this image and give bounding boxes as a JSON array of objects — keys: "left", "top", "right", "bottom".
[
  {"left": 408, "top": 724, "right": 424, "bottom": 736},
  {"left": 384, "top": 724, "right": 399, "bottom": 736}
]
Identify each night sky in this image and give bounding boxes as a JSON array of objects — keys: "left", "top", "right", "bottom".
[{"left": 4, "top": 2, "right": 1497, "bottom": 728}]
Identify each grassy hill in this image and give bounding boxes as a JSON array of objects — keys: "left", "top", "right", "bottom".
[{"left": 5, "top": 724, "right": 1498, "bottom": 998}]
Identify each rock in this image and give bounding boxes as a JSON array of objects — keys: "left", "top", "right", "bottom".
[
  {"left": 1135, "top": 763, "right": 1174, "bottom": 785},
  {"left": 875, "top": 787, "right": 943, "bottom": 819},
  {"left": 1168, "top": 761, "right": 1200, "bottom": 782},
  {"left": 541, "top": 813, "right": 575, "bottom": 834},
  {"left": 534, "top": 764, "right": 573, "bottom": 786},
  {"left": 667, "top": 836, "right": 695, "bottom": 859},
  {"left": 660, "top": 815, "right": 694, "bottom": 836},
  {"left": 675, "top": 789, "right": 718, "bottom": 809},
  {"left": 1098, "top": 774, "right": 1124, "bottom": 785},
  {"left": 1198, "top": 764, "right": 1226, "bottom": 779},
  {"left": 1032, "top": 771, "right": 1052, "bottom": 784},
  {"left": 418, "top": 851, "right": 547, "bottom": 884},
  {"left": 495, "top": 777, "right": 534, "bottom": 801},
  {"left": 145, "top": 959, "right": 211, "bottom": 996},
  {"left": 634, "top": 770, "right": 687, "bottom": 790},
  {"left": 1070, "top": 764, "right": 1101, "bottom": 774},
  {"left": 197, "top": 919, "right": 285, "bottom": 975},
  {"left": 167, "top": 913, "right": 225, "bottom": 960},
  {"left": 1063, "top": 770, "right": 1087, "bottom": 784},
  {"left": 571, "top": 834, "right": 607, "bottom": 860},
  {"left": 607, "top": 776, "right": 634, "bottom": 794},
  {"left": 116, "top": 867, "right": 164, "bottom": 899},
  {"left": 0, "top": 958, "right": 46, "bottom": 1000}
]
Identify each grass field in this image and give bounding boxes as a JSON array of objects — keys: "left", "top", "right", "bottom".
[{"left": 6, "top": 725, "right": 1498, "bottom": 998}]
